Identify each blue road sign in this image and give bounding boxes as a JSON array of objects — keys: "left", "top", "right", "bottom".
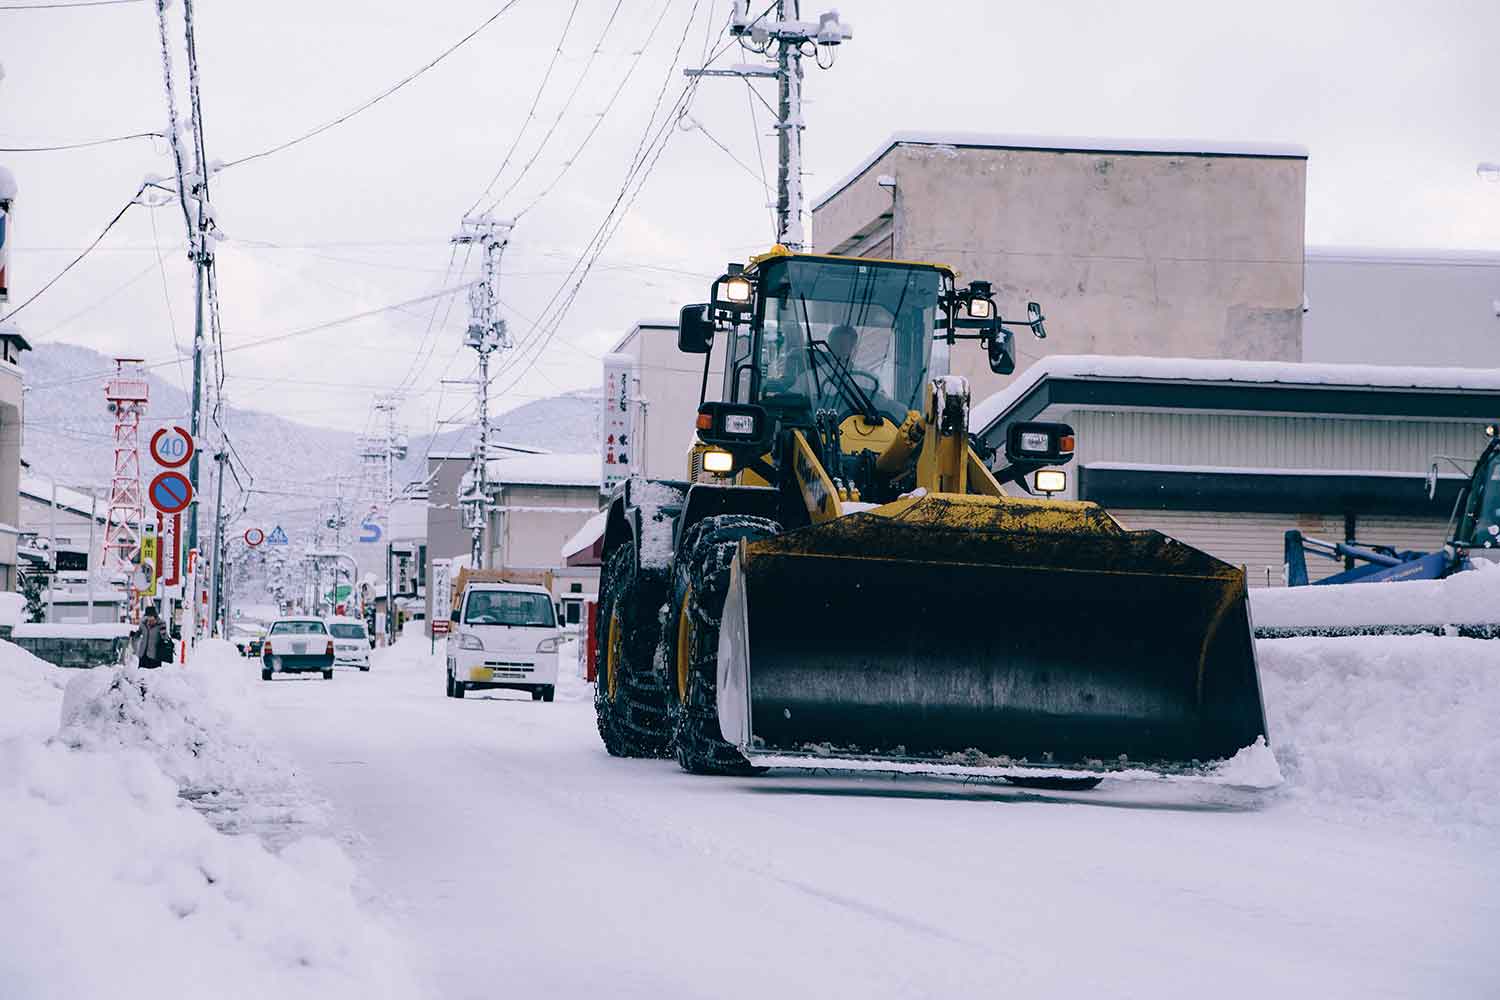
[
  {"left": 148, "top": 471, "right": 193, "bottom": 514},
  {"left": 266, "top": 525, "right": 290, "bottom": 546},
  {"left": 359, "top": 516, "right": 382, "bottom": 544}
]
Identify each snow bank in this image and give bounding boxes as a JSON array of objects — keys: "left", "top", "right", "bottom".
[
  {"left": 0, "top": 639, "right": 420, "bottom": 1000},
  {"left": 1258, "top": 635, "right": 1500, "bottom": 834},
  {"left": 1252, "top": 561, "right": 1500, "bottom": 630}
]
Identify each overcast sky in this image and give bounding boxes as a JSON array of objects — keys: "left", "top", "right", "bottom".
[{"left": 3, "top": 0, "right": 1498, "bottom": 437}]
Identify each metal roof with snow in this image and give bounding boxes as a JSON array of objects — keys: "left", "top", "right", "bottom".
[
  {"left": 485, "top": 452, "right": 601, "bottom": 488},
  {"left": 973, "top": 354, "right": 1500, "bottom": 443},
  {"left": 813, "top": 131, "right": 1309, "bottom": 211}
]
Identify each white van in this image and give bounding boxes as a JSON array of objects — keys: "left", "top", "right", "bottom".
[
  {"left": 326, "top": 616, "right": 371, "bottom": 670},
  {"left": 445, "top": 582, "right": 561, "bottom": 701}
]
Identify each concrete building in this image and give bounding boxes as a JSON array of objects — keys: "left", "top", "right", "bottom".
[
  {"left": 484, "top": 451, "right": 601, "bottom": 599},
  {"left": 18, "top": 476, "right": 104, "bottom": 560},
  {"left": 0, "top": 328, "right": 30, "bottom": 590},
  {"left": 423, "top": 443, "right": 548, "bottom": 564},
  {"left": 422, "top": 447, "right": 602, "bottom": 616},
  {"left": 972, "top": 356, "right": 1500, "bottom": 586},
  {"left": 608, "top": 320, "right": 726, "bottom": 482},
  {"left": 811, "top": 132, "right": 1309, "bottom": 402},
  {"left": 1303, "top": 247, "right": 1500, "bottom": 367}
]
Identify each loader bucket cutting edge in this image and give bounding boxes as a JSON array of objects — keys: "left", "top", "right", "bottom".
[{"left": 716, "top": 498, "right": 1269, "bottom": 772}]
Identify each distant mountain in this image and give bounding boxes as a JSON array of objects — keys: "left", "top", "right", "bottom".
[{"left": 21, "top": 341, "right": 602, "bottom": 543}]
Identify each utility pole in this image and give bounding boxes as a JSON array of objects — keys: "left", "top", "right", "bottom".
[
  {"left": 451, "top": 214, "right": 512, "bottom": 569},
  {"left": 208, "top": 447, "right": 226, "bottom": 634},
  {"left": 686, "top": 1, "right": 851, "bottom": 249},
  {"left": 358, "top": 395, "right": 406, "bottom": 641}
]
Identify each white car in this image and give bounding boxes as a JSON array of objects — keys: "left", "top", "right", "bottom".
[
  {"left": 446, "top": 582, "right": 561, "bottom": 701},
  {"left": 326, "top": 616, "right": 371, "bottom": 671},
  {"left": 261, "top": 617, "right": 334, "bottom": 680}
]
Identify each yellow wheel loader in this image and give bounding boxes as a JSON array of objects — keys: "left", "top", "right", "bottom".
[{"left": 593, "top": 247, "right": 1268, "bottom": 784}]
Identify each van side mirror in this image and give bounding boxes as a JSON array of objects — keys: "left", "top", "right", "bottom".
[
  {"left": 678, "top": 303, "right": 715, "bottom": 354},
  {"left": 1426, "top": 462, "right": 1439, "bottom": 500},
  {"left": 450, "top": 609, "right": 460, "bottom": 623}
]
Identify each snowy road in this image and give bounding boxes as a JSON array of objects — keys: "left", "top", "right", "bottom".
[{"left": 256, "top": 640, "right": 1498, "bottom": 1000}]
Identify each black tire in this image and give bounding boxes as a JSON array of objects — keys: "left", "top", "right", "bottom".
[
  {"left": 541, "top": 685, "right": 555, "bottom": 703},
  {"left": 531, "top": 688, "right": 544, "bottom": 701},
  {"left": 663, "top": 514, "right": 781, "bottom": 776},
  {"left": 261, "top": 667, "right": 272, "bottom": 681},
  {"left": 322, "top": 669, "right": 333, "bottom": 680},
  {"left": 445, "top": 672, "right": 455, "bottom": 698},
  {"left": 1003, "top": 776, "right": 1103, "bottom": 791},
  {"left": 594, "top": 544, "right": 672, "bottom": 758},
  {"left": 359, "top": 664, "right": 370, "bottom": 672},
  {"left": 454, "top": 680, "right": 466, "bottom": 699}
]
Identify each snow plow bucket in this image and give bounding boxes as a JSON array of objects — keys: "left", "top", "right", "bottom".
[{"left": 716, "top": 494, "right": 1268, "bottom": 773}]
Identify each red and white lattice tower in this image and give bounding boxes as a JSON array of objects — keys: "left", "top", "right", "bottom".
[{"left": 102, "top": 358, "right": 149, "bottom": 579}]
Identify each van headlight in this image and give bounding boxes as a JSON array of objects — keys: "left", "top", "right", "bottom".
[
  {"left": 536, "top": 636, "right": 562, "bottom": 653},
  {"left": 458, "top": 633, "right": 484, "bottom": 651}
]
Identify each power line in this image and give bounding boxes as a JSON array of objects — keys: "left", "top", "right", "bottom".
[
  {"left": 465, "top": 0, "right": 585, "bottom": 215},
  {"left": 26, "top": 283, "right": 473, "bottom": 390},
  {"left": 489, "top": 3, "right": 717, "bottom": 397},
  {"left": 218, "top": 0, "right": 528, "bottom": 171},
  {"left": 477, "top": 0, "right": 629, "bottom": 216},
  {"left": 0, "top": 131, "right": 163, "bottom": 151},
  {"left": 0, "top": 190, "right": 138, "bottom": 321},
  {"left": 0, "top": 0, "right": 143, "bottom": 8}
]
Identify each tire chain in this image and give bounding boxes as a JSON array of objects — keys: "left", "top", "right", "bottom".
[{"left": 664, "top": 515, "right": 781, "bottom": 775}]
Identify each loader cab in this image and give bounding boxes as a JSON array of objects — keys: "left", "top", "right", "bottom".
[{"left": 716, "top": 253, "right": 947, "bottom": 429}]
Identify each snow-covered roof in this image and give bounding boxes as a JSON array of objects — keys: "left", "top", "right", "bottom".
[
  {"left": 19, "top": 476, "right": 102, "bottom": 519},
  {"left": 1306, "top": 246, "right": 1500, "bottom": 267},
  {"left": 561, "top": 509, "right": 607, "bottom": 565},
  {"left": 813, "top": 131, "right": 1309, "bottom": 210},
  {"left": 609, "top": 319, "right": 680, "bottom": 355},
  {"left": 972, "top": 354, "right": 1500, "bottom": 432},
  {"left": 485, "top": 452, "right": 601, "bottom": 488}
]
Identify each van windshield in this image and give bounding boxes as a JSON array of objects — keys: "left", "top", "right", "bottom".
[{"left": 464, "top": 591, "right": 556, "bottom": 627}]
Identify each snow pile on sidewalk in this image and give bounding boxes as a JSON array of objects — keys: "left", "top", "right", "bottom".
[
  {"left": 0, "top": 640, "right": 420, "bottom": 1000},
  {"left": 372, "top": 620, "right": 444, "bottom": 674},
  {"left": 1252, "top": 560, "right": 1500, "bottom": 629},
  {"left": 1257, "top": 634, "right": 1500, "bottom": 835}
]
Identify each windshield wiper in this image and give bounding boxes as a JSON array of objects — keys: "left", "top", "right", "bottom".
[
  {"left": 808, "top": 342, "right": 880, "bottom": 422},
  {"left": 798, "top": 294, "right": 880, "bottom": 422}
]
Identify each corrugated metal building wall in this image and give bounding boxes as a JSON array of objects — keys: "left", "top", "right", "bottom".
[{"left": 1066, "top": 411, "right": 1482, "bottom": 586}]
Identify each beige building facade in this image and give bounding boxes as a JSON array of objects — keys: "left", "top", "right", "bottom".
[
  {"left": 609, "top": 320, "right": 726, "bottom": 483},
  {"left": 812, "top": 132, "right": 1308, "bottom": 401}
]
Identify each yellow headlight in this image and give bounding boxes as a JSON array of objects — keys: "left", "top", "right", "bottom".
[
  {"left": 1034, "top": 469, "right": 1067, "bottom": 495},
  {"left": 703, "top": 449, "right": 734, "bottom": 474},
  {"left": 724, "top": 276, "right": 753, "bottom": 303}
]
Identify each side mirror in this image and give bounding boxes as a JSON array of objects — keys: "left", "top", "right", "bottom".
[
  {"left": 678, "top": 303, "right": 715, "bottom": 354},
  {"left": 450, "top": 609, "right": 460, "bottom": 623},
  {"left": 1426, "top": 462, "right": 1439, "bottom": 500},
  {"left": 1027, "top": 301, "right": 1047, "bottom": 339},
  {"left": 987, "top": 330, "right": 1015, "bottom": 375}
]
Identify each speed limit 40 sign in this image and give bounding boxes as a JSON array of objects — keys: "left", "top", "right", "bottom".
[{"left": 150, "top": 426, "right": 195, "bottom": 468}]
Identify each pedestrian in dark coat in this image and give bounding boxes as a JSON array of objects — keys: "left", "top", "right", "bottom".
[{"left": 134, "top": 607, "right": 168, "bottom": 669}]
